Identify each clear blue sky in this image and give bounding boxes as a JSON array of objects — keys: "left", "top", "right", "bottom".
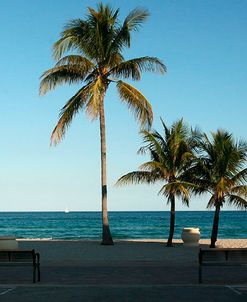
[{"left": 0, "top": 0, "right": 246, "bottom": 211}]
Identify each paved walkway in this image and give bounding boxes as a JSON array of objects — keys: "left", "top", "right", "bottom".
[{"left": 0, "top": 240, "right": 246, "bottom": 301}]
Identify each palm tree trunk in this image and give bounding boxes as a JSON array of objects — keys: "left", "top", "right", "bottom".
[
  {"left": 167, "top": 194, "right": 175, "bottom": 247},
  {"left": 99, "top": 98, "right": 114, "bottom": 245},
  {"left": 210, "top": 203, "right": 221, "bottom": 248}
]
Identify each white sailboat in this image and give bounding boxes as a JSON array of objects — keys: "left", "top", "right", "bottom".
[{"left": 64, "top": 207, "right": 69, "bottom": 213}]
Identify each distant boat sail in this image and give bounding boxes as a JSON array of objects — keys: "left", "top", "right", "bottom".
[{"left": 65, "top": 208, "right": 69, "bottom": 213}]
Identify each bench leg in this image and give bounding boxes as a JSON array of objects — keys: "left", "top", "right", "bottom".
[
  {"left": 199, "top": 265, "right": 202, "bottom": 284},
  {"left": 33, "top": 265, "right": 36, "bottom": 283},
  {"left": 35, "top": 253, "right": 40, "bottom": 282},
  {"left": 37, "top": 264, "right": 40, "bottom": 282}
]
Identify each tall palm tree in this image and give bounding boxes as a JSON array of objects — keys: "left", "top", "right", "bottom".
[
  {"left": 39, "top": 3, "right": 166, "bottom": 245},
  {"left": 189, "top": 130, "right": 247, "bottom": 248},
  {"left": 117, "top": 119, "right": 198, "bottom": 246}
]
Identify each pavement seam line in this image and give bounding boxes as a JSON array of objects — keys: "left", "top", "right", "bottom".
[
  {"left": 0, "top": 288, "right": 16, "bottom": 296},
  {"left": 227, "top": 286, "right": 242, "bottom": 296}
]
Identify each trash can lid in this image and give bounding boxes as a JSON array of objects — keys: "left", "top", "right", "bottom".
[{"left": 182, "top": 227, "right": 200, "bottom": 231}]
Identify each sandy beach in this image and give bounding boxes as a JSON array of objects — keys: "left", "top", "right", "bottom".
[{"left": 124, "top": 239, "right": 247, "bottom": 247}]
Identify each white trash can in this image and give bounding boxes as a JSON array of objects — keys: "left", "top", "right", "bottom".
[{"left": 181, "top": 228, "right": 200, "bottom": 246}]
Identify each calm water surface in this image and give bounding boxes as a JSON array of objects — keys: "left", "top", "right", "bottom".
[{"left": 0, "top": 211, "right": 246, "bottom": 239}]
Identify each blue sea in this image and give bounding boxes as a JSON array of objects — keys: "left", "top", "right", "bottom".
[{"left": 0, "top": 211, "right": 246, "bottom": 240}]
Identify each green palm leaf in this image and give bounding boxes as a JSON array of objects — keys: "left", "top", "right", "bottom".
[
  {"left": 226, "top": 194, "right": 247, "bottom": 209},
  {"left": 231, "top": 168, "right": 247, "bottom": 183},
  {"left": 138, "top": 131, "right": 165, "bottom": 159},
  {"left": 109, "top": 57, "right": 166, "bottom": 80},
  {"left": 55, "top": 55, "right": 95, "bottom": 69},
  {"left": 50, "top": 83, "right": 92, "bottom": 145},
  {"left": 139, "top": 161, "right": 165, "bottom": 173},
  {"left": 40, "top": 65, "right": 87, "bottom": 95},
  {"left": 158, "top": 181, "right": 194, "bottom": 206},
  {"left": 116, "top": 171, "right": 160, "bottom": 186},
  {"left": 111, "top": 8, "right": 149, "bottom": 52},
  {"left": 206, "top": 195, "right": 217, "bottom": 209},
  {"left": 124, "top": 8, "right": 150, "bottom": 31},
  {"left": 53, "top": 19, "right": 91, "bottom": 60},
  {"left": 116, "top": 80, "right": 153, "bottom": 128},
  {"left": 230, "top": 185, "right": 247, "bottom": 197}
]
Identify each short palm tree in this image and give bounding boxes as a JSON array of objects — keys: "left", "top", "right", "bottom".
[
  {"left": 189, "top": 130, "right": 247, "bottom": 248},
  {"left": 39, "top": 3, "right": 166, "bottom": 245},
  {"left": 117, "top": 119, "right": 198, "bottom": 246}
]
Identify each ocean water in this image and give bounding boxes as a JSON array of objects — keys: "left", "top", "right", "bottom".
[{"left": 0, "top": 211, "right": 246, "bottom": 240}]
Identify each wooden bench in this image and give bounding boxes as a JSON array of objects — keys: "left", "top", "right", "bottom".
[
  {"left": 199, "top": 248, "right": 247, "bottom": 283},
  {"left": 0, "top": 249, "right": 40, "bottom": 283}
]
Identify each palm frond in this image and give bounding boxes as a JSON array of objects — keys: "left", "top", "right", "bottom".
[
  {"left": 55, "top": 55, "right": 95, "bottom": 69},
  {"left": 109, "top": 7, "right": 149, "bottom": 55},
  {"left": 124, "top": 8, "right": 150, "bottom": 31},
  {"left": 192, "top": 181, "right": 211, "bottom": 195},
  {"left": 116, "top": 80, "right": 153, "bottom": 128},
  {"left": 178, "top": 185, "right": 190, "bottom": 206},
  {"left": 53, "top": 19, "right": 91, "bottom": 60},
  {"left": 138, "top": 130, "right": 165, "bottom": 159},
  {"left": 237, "top": 139, "right": 247, "bottom": 162},
  {"left": 226, "top": 194, "right": 247, "bottom": 209},
  {"left": 230, "top": 185, "right": 247, "bottom": 197},
  {"left": 116, "top": 171, "right": 160, "bottom": 186},
  {"left": 106, "top": 53, "right": 124, "bottom": 69},
  {"left": 40, "top": 65, "right": 88, "bottom": 95},
  {"left": 206, "top": 195, "right": 216, "bottom": 209},
  {"left": 50, "top": 83, "right": 92, "bottom": 145},
  {"left": 158, "top": 181, "right": 194, "bottom": 206},
  {"left": 231, "top": 168, "right": 247, "bottom": 184},
  {"left": 160, "top": 117, "right": 170, "bottom": 140},
  {"left": 109, "top": 57, "right": 166, "bottom": 80},
  {"left": 139, "top": 161, "right": 164, "bottom": 173}
]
